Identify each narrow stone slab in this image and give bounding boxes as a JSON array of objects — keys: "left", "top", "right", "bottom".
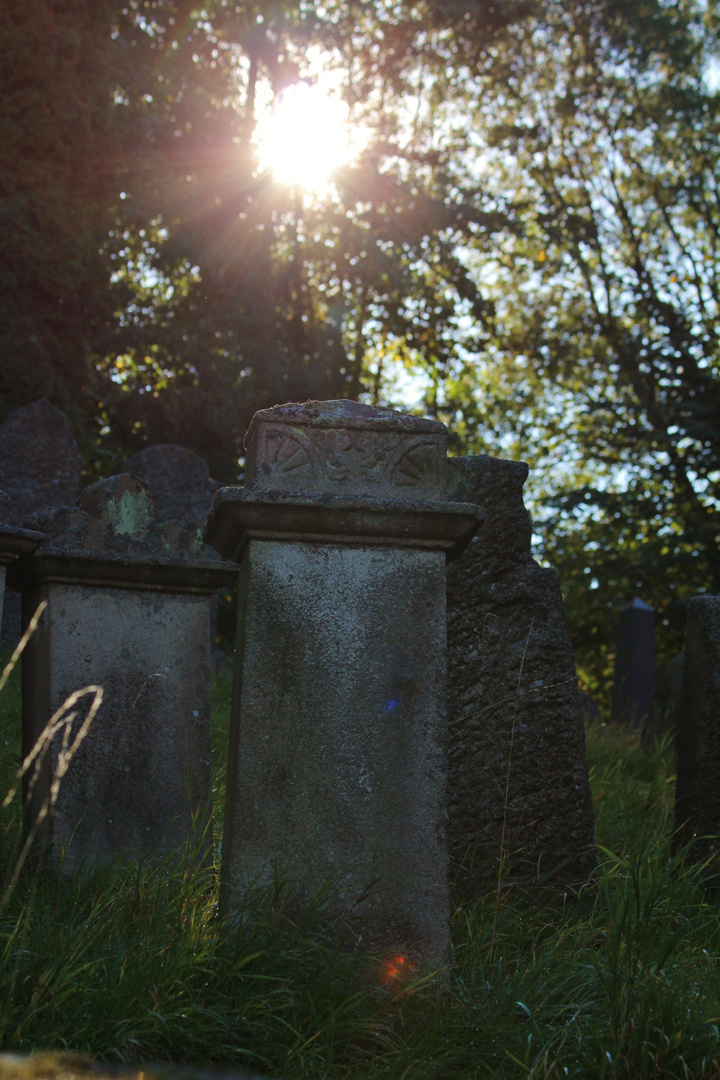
[
  {"left": 9, "top": 475, "right": 238, "bottom": 868},
  {"left": 446, "top": 455, "right": 596, "bottom": 894},
  {"left": 206, "top": 401, "right": 483, "bottom": 968},
  {"left": 674, "top": 595, "right": 720, "bottom": 863}
]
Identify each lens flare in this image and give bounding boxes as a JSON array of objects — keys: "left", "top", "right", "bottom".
[
  {"left": 256, "top": 82, "right": 356, "bottom": 192},
  {"left": 382, "top": 954, "right": 414, "bottom": 984}
]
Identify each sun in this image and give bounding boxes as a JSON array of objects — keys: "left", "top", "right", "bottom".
[{"left": 256, "top": 82, "right": 358, "bottom": 192}]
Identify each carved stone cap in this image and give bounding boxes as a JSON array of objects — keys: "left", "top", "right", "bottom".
[{"left": 244, "top": 400, "right": 448, "bottom": 500}]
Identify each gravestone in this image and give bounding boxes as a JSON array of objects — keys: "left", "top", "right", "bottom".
[
  {"left": 205, "top": 400, "right": 483, "bottom": 969},
  {"left": 9, "top": 475, "right": 237, "bottom": 868},
  {"left": 611, "top": 598, "right": 656, "bottom": 726},
  {"left": 642, "top": 650, "right": 684, "bottom": 747},
  {"left": 674, "top": 595, "right": 720, "bottom": 863},
  {"left": 113, "top": 444, "right": 220, "bottom": 524},
  {"left": 446, "top": 455, "right": 596, "bottom": 894},
  {"left": 0, "top": 400, "right": 83, "bottom": 646}
]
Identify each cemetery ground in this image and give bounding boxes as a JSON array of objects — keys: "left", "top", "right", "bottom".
[{"left": 0, "top": 660, "right": 718, "bottom": 1079}]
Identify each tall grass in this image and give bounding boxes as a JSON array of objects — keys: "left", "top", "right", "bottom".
[{"left": 0, "top": 659, "right": 719, "bottom": 1079}]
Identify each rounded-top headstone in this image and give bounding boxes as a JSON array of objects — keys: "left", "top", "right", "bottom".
[
  {"left": 0, "top": 400, "right": 83, "bottom": 526},
  {"left": 113, "top": 444, "right": 213, "bottom": 523}
]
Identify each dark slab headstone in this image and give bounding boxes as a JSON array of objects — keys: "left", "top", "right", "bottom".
[
  {"left": 611, "top": 598, "right": 656, "bottom": 726},
  {"left": 446, "top": 455, "right": 596, "bottom": 895},
  {"left": 0, "top": 400, "right": 83, "bottom": 646},
  {"left": 113, "top": 444, "right": 219, "bottom": 524},
  {"left": 642, "top": 650, "right": 684, "bottom": 747},
  {"left": 674, "top": 595, "right": 720, "bottom": 863}
]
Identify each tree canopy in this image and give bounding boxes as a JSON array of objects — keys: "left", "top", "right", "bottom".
[{"left": 2, "top": 0, "right": 718, "bottom": 694}]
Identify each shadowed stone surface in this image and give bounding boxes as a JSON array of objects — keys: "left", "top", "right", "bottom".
[
  {"left": 0, "top": 400, "right": 83, "bottom": 645},
  {"left": 206, "top": 401, "right": 483, "bottom": 968},
  {"left": 642, "top": 650, "right": 684, "bottom": 747},
  {"left": 113, "top": 444, "right": 221, "bottom": 524},
  {"left": 9, "top": 475, "right": 237, "bottom": 868},
  {"left": 674, "top": 596, "right": 720, "bottom": 863},
  {"left": 446, "top": 455, "right": 596, "bottom": 894}
]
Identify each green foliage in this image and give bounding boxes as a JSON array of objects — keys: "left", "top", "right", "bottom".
[
  {"left": 1, "top": 657, "right": 720, "bottom": 1078},
  {"left": 2, "top": 0, "right": 719, "bottom": 681}
]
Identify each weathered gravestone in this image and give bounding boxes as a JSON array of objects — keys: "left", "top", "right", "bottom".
[
  {"left": 611, "top": 598, "right": 657, "bottom": 726},
  {"left": 0, "top": 400, "right": 83, "bottom": 646},
  {"left": 205, "top": 400, "right": 483, "bottom": 968},
  {"left": 113, "top": 444, "right": 220, "bottom": 524},
  {"left": 8, "top": 475, "right": 237, "bottom": 868},
  {"left": 446, "top": 455, "right": 596, "bottom": 894},
  {"left": 674, "top": 595, "right": 720, "bottom": 864}
]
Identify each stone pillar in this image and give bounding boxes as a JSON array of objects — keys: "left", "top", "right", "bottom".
[
  {"left": 446, "top": 456, "right": 596, "bottom": 894},
  {"left": 8, "top": 475, "right": 237, "bottom": 867},
  {"left": 611, "top": 598, "right": 656, "bottom": 726},
  {"left": 205, "top": 401, "right": 482, "bottom": 968},
  {"left": 674, "top": 595, "right": 720, "bottom": 862}
]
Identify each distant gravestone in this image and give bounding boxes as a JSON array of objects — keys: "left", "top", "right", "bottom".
[
  {"left": 642, "top": 650, "right": 684, "bottom": 747},
  {"left": 0, "top": 401, "right": 83, "bottom": 646},
  {"left": 113, "top": 444, "right": 218, "bottom": 524},
  {"left": 446, "top": 455, "right": 596, "bottom": 894},
  {"left": 674, "top": 595, "right": 720, "bottom": 864},
  {"left": 611, "top": 598, "right": 656, "bottom": 726}
]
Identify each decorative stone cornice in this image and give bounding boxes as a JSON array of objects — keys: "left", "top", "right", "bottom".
[
  {"left": 8, "top": 553, "right": 235, "bottom": 595},
  {"left": 205, "top": 489, "right": 484, "bottom": 563}
]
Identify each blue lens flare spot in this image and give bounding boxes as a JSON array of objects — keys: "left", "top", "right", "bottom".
[{"left": 385, "top": 699, "right": 400, "bottom": 712}]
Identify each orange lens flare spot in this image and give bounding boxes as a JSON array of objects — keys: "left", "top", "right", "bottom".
[{"left": 382, "top": 954, "right": 414, "bottom": 983}]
